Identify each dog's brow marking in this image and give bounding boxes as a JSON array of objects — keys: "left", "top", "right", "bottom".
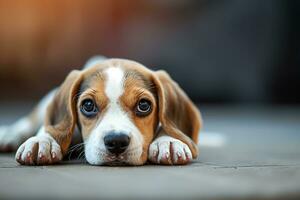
[{"left": 104, "top": 67, "right": 124, "bottom": 102}]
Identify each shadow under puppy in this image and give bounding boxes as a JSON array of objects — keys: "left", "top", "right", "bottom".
[{"left": 0, "top": 57, "right": 202, "bottom": 166}]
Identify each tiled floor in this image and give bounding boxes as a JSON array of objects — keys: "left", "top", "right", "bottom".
[{"left": 0, "top": 103, "right": 300, "bottom": 199}]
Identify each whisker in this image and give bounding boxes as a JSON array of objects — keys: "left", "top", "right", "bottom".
[
  {"left": 67, "top": 142, "right": 85, "bottom": 160},
  {"left": 67, "top": 144, "right": 84, "bottom": 155},
  {"left": 68, "top": 142, "right": 86, "bottom": 150},
  {"left": 77, "top": 150, "right": 86, "bottom": 161}
]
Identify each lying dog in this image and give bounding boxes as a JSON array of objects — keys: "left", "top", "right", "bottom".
[{"left": 0, "top": 56, "right": 202, "bottom": 166}]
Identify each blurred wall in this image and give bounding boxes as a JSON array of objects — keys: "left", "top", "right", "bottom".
[{"left": 0, "top": 0, "right": 299, "bottom": 104}]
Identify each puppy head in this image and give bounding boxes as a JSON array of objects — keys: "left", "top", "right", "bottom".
[{"left": 45, "top": 59, "right": 201, "bottom": 165}]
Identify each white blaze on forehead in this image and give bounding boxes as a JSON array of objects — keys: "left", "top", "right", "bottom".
[
  {"left": 104, "top": 67, "right": 124, "bottom": 101},
  {"left": 84, "top": 66, "right": 144, "bottom": 165}
]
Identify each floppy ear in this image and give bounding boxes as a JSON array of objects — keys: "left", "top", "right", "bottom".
[
  {"left": 152, "top": 70, "right": 202, "bottom": 158},
  {"left": 44, "top": 70, "right": 83, "bottom": 155}
]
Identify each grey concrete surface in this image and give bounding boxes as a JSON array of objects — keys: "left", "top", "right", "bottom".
[{"left": 0, "top": 103, "right": 300, "bottom": 199}]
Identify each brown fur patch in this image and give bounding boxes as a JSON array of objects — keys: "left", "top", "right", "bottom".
[
  {"left": 120, "top": 69, "right": 159, "bottom": 163},
  {"left": 77, "top": 68, "right": 109, "bottom": 140}
]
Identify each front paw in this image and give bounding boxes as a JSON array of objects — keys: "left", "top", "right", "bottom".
[
  {"left": 148, "top": 136, "right": 192, "bottom": 165},
  {"left": 15, "top": 135, "right": 62, "bottom": 165}
]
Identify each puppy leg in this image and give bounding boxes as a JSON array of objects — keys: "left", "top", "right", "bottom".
[
  {"left": 148, "top": 132, "right": 193, "bottom": 165},
  {"left": 15, "top": 126, "right": 62, "bottom": 165},
  {"left": 0, "top": 117, "right": 37, "bottom": 152},
  {"left": 0, "top": 89, "right": 56, "bottom": 152}
]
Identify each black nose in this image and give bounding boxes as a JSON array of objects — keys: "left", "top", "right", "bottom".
[{"left": 104, "top": 132, "right": 130, "bottom": 155}]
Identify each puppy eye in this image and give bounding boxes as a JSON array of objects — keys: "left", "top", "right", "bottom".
[
  {"left": 80, "top": 99, "right": 98, "bottom": 118},
  {"left": 136, "top": 99, "right": 152, "bottom": 117}
]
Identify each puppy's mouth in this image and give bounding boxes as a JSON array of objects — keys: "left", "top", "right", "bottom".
[
  {"left": 85, "top": 144, "right": 143, "bottom": 166},
  {"left": 99, "top": 146, "right": 142, "bottom": 166},
  {"left": 103, "top": 153, "right": 130, "bottom": 166}
]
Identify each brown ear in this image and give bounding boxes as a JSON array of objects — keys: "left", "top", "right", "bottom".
[
  {"left": 44, "top": 70, "right": 83, "bottom": 155},
  {"left": 152, "top": 70, "right": 202, "bottom": 158}
]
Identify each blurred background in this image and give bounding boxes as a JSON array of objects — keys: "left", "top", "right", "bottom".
[
  {"left": 0, "top": 0, "right": 299, "bottom": 104},
  {"left": 1, "top": 1, "right": 300, "bottom": 199}
]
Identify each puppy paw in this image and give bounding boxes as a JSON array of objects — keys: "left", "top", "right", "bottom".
[
  {"left": 148, "top": 136, "right": 192, "bottom": 165},
  {"left": 15, "top": 134, "right": 62, "bottom": 165}
]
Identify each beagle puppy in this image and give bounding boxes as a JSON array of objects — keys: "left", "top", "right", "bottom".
[{"left": 0, "top": 56, "right": 202, "bottom": 166}]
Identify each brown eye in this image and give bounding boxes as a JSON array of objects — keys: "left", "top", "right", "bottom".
[
  {"left": 80, "top": 99, "right": 98, "bottom": 118},
  {"left": 136, "top": 99, "right": 152, "bottom": 117}
]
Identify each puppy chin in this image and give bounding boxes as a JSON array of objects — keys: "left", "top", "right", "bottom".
[
  {"left": 102, "top": 153, "right": 145, "bottom": 166},
  {"left": 85, "top": 144, "right": 145, "bottom": 166}
]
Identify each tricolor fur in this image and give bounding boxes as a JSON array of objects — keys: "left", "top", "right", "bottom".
[{"left": 0, "top": 57, "right": 202, "bottom": 166}]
